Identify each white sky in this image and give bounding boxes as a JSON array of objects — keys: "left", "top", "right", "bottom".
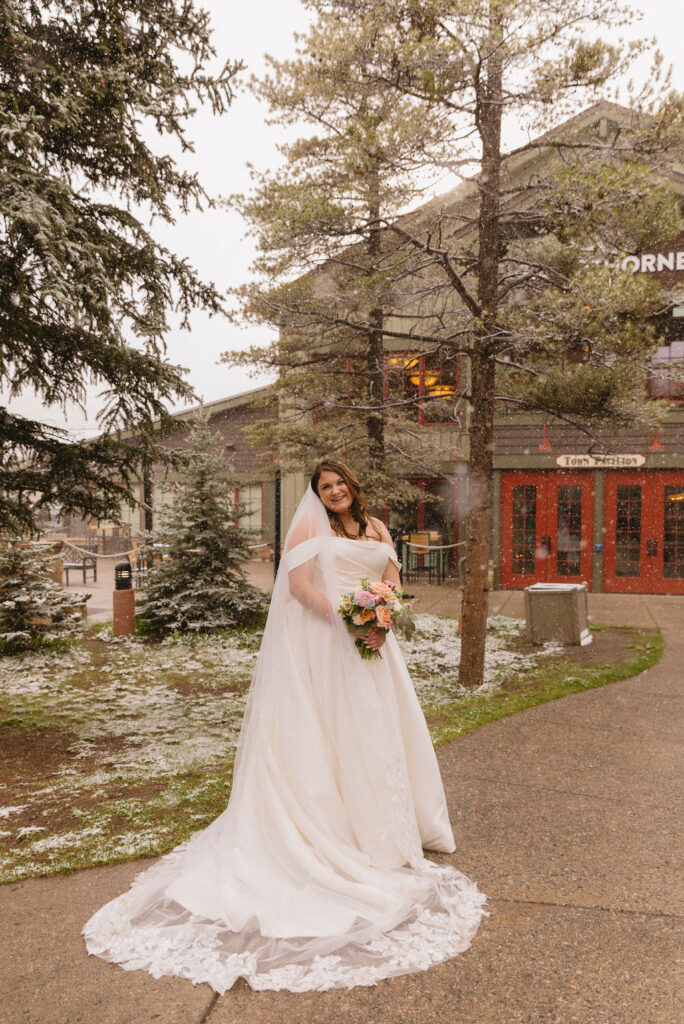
[{"left": 3, "top": 0, "right": 683, "bottom": 438}]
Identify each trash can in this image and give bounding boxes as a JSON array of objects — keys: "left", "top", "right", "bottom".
[{"left": 523, "top": 582, "right": 592, "bottom": 646}]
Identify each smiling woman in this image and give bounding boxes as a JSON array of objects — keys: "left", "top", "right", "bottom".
[
  {"left": 311, "top": 459, "right": 375, "bottom": 536},
  {"left": 82, "top": 459, "right": 487, "bottom": 993}
]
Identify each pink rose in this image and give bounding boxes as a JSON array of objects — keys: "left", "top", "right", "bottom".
[{"left": 355, "top": 591, "right": 375, "bottom": 607}]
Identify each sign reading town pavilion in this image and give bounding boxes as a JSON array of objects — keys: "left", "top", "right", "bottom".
[{"left": 555, "top": 454, "right": 646, "bottom": 469}]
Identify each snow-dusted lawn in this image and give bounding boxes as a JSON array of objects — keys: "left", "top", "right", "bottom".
[{"left": 0, "top": 615, "right": 548, "bottom": 883}]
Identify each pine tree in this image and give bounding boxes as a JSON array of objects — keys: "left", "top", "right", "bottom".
[
  {"left": 138, "top": 413, "right": 264, "bottom": 636},
  {"left": 0, "top": 1, "right": 241, "bottom": 535},
  {"left": 235, "top": 0, "right": 683, "bottom": 684},
  {"left": 339, "top": 0, "right": 683, "bottom": 686},
  {"left": 0, "top": 542, "right": 87, "bottom": 652},
  {"left": 225, "top": 5, "right": 458, "bottom": 508}
]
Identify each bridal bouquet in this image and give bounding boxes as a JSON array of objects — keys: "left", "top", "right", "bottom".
[{"left": 338, "top": 576, "right": 415, "bottom": 660}]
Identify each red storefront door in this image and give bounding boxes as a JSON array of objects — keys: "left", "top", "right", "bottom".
[
  {"left": 500, "top": 472, "right": 594, "bottom": 590},
  {"left": 603, "top": 472, "right": 684, "bottom": 594}
]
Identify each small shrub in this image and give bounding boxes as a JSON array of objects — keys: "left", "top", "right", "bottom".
[{"left": 0, "top": 542, "right": 88, "bottom": 654}]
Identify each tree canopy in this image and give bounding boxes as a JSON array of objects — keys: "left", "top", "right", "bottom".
[
  {"left": 228, "top": 0, "right": 683, "bottom": 685},
  {"left": 0, "top": 0, "right": 240, "bottom": 535},
  {"left": 226, "top": 6, "right": 458, "bottom": 508}
]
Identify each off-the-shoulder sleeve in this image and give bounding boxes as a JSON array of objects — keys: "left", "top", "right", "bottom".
[
  {"left": 284, "top": 535, "right": 322, "bottom": 570},
  {"left": 383, "top": 544, "right": 400, "bottom": 568}
]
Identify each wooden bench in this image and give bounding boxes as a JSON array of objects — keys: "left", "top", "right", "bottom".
[{"left": 63, "top": 556, "right": 97, "bottom": 585}]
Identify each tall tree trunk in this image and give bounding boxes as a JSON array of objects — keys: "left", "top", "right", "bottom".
[
  {"left": 367, "top": 303, "right": 385, "bottom": 474},
  {"left": 366, "top": 162, "right": 385, "bottom": 481},
  {"left": 458, "top": 9, "right": 503, "bottom": 688}
]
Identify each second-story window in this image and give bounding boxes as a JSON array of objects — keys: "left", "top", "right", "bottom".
[
  {"left": 648, "top": 340, "right": 684, "bottom": 403},
  {"left": 384, "top": 352, "right": 420, "bottom": 421},
  {"left": 421, "top": 351, "right": 461, "bottom": 424},
  {"left": 385, "top": 352, "right": 461, "bottom": 425}
]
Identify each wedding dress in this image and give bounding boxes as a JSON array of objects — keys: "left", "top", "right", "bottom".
[{"left": 83, "top": 486, "right": 486, "bottom": 992}]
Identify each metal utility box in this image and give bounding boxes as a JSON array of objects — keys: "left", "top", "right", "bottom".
[{"left": 523, "top": 582, "right": 592, "bottom": 646}]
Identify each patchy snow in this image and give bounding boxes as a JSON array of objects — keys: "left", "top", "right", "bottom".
[
  {"left": 0, "top": 615, "right": 546, "bottom": 882},
  {"left": 397, "top": 612, "right": 547, "bottom": 702},
  {"left": 0, "top": 805, "right": 28, "bottom": 819},
  {"left": 16, "top": 826, "right": 46, "bottom": 838}
]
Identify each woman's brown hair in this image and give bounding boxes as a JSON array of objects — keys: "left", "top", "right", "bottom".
[{"left": 311, "top": 459, "right": 374, "bottom": 539}]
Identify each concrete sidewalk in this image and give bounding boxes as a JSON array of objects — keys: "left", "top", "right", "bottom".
[{"left": 1, "top": 595, "right": 681, "bottom": 1023}]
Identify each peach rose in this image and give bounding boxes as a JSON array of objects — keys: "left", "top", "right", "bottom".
[{"left": 375, "top": 605, "right": 391, "bottom": 628}]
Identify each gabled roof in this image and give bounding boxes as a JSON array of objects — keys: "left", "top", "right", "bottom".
[
  {"left": 168, "top": 384, "right": 273, "bottom": 424},
  {"left": 398, "top": 101, "right": 684, "bottom": 237}
]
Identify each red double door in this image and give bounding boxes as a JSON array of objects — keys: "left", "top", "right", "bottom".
[
  {"left": 500, "top": 470, "right": 684, "bottom": 593},
  {"left": 603, "top": 471, "right": 684, "bottom": 594},
  {"left": 500, "top": 472, "right": 594, "bottom": 590}
]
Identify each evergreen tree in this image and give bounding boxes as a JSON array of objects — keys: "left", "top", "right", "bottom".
[
  {"left": 233, "top": 0, "right": 683, "bottom": 685},
  {"left": 138, "top": 413, "right": 264, "bottom": 636},
  {"left": 0, "top": 1, "right": 241, "bottom": 535},
  {"left": 0, "top": 542, "right": 87, "bottom": 652},
  {"left": 225, "top": 6, "right": 458, "bottom": 508},
  {"left": 342, "top": 0, "right": 683, "bottom": 686}
]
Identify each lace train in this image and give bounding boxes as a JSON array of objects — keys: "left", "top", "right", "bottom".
[{"left": 84, "top": 851, "right": 486, "bottom": 993}]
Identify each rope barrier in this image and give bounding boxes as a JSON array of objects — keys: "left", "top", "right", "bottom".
[
  {"left": 63, "top": 541, "right": 140, "bottom": 560},
  {"left": 62, "top": 540, "right": 273, "bottom": 559},
  {"left": 61, "top": 538, "right": 460, "bottom": 557}
]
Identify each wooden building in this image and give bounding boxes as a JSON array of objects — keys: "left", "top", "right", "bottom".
[{"left": 65, "top": 386, "right": 276, "bottom": 550}]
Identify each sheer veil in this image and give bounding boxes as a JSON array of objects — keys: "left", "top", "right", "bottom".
[{"left": 231, "top": 482, "right": 340, "bottom": 790}]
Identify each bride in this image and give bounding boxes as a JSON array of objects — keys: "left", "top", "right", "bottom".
[{"left": 83, "top": 458, "right": 486, "bottom": 992}]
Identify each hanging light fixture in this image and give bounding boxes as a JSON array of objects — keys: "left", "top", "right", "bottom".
[
  {"left": 409, "top": 372, "right": 439, "bottom": 388},
  {"left": 388, "top": 353, "right": 417, "bottom": 368},
  {"left": 427, "top": 383, "right": 455, "bottom": 398}
]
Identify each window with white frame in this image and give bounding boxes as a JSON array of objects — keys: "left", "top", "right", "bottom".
[{"left": 237, "top": 484, "right": 263, "bottom": 535}]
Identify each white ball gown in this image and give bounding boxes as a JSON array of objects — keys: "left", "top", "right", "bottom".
[{"left": 83, "top": 487, "right": 486, "bottom": 992}]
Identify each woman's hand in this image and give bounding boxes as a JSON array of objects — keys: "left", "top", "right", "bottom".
[{"left": 364, "top": 626, "right": 387, "bottom": 651}]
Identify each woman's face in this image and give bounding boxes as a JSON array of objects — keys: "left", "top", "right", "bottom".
[{"left": 316, "top": 470, "right": 353, "bottom": 515}]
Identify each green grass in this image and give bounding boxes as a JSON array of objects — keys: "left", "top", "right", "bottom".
[
  {"left": 0, "top": 619, "right": 665, "bottom": 884},
  {"left": 424, "top": 628, "right": 664, "bottom": 747}
]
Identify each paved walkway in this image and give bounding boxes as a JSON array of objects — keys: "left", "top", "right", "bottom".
[
  {"left": 66, "top": 552, "right": 682, "bottom": 633},
  {"left": 1, "top": 594, "right": 681, "bottom": 1023}
]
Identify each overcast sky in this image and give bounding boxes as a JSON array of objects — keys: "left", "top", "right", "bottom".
[{"left": 4, "top": 0, "right": 683, "bottom": 438}]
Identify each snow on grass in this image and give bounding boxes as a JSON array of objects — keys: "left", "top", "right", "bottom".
[
  {"left": 0, "top": 615, "right": 545, "bottom": 882},
  {"left": 0, "top": 805, "right": 28, "bottom": 818},
  {"left": 398, "top": 612, "right": 553, "bottom": 702}
]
